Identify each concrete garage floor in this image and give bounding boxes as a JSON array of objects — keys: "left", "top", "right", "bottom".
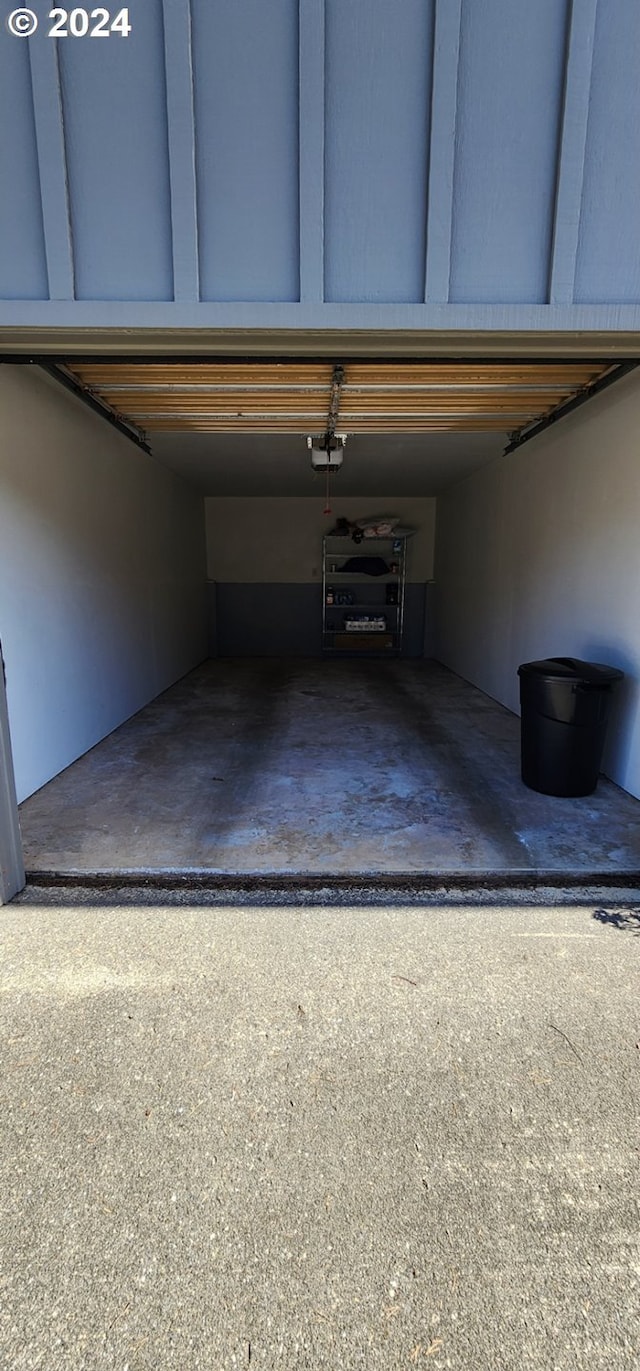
[
  {"left": 19, "top": 659, "right": 640, "bottom": 879},
  {"left": 1, "top": 896, "right": 639, "bottom": 1370}
]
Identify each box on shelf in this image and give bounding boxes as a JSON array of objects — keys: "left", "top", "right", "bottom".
[
  {"left": 333, "top": 633, "right": 394, "bottom": 651},
  {"left": 344, "top": 615, "right": 387, "bottom": 632}
]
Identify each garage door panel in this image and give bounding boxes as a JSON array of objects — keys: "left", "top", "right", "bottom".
[{"left": 62, "top": 359, "right": 613, "bottom": 437}]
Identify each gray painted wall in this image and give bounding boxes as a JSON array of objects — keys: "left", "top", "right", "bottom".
[
  {"left": 209, "top": 582, "right": 428, "bottom": 659},
  {"left": 0, "top": 365, "right": 208, "bottom": 802}
]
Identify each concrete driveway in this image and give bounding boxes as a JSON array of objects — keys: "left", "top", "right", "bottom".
[{"left": 1, "top": 894, "right": 638, "bottom": 1369}]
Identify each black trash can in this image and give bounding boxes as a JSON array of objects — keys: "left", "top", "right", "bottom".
[{"left": 518, "top": 657, "right": 623, "bottom": 797}]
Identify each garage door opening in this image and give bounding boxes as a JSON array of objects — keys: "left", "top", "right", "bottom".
[{"left": 2, "top": 355, "right": 640, "bottom": 893}]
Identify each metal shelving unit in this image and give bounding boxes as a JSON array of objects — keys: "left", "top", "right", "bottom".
[{"left": 322, "top": 535, "right": 407, "bottom": 655}]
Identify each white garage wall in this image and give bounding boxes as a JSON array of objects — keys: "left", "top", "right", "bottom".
[
  {"left": 434, "top": 367, "right": 640, "bottom": 798},
  {"left": 0, "top": 366, "right": 207, "bottom": 802},
  {"left": 205, "top": 497, "right": 436, "bottom": 582}
]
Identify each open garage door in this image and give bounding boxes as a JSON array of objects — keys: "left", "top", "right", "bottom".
[
  {"left": 51, "top": 357, "right": 621, "bottom": 440},
  {"left": 2, "top": 352, "right": 640, "bottom": 896}
]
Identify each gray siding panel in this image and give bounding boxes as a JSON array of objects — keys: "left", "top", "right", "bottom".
[
  {"left": 449, "top": 0, "right": 569, "bottom": 305},
  {"left": 2, "top": 0, "right": 640, "bottom": 323},
  {"left": 574, "top": 0, "right": 640, "bottom": 304},
  {"left": 324, "top": 0, "right": 434, "bottom": 304},
  {"left": 0, "top": 42, "right": 48, "bottom": 300},
  {"left": 192, "top": 0, "right": 300, "bottom": 303},
  {"left": 58, "top": 0, "right": 174, "bottom": 302}
]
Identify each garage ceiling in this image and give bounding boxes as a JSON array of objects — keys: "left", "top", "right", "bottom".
[
  {"left": 146, "top": 431, "right": 508, "bottom": 498},
  {"left": 63, "top": 360, "right": 613, "bottom": 436}
]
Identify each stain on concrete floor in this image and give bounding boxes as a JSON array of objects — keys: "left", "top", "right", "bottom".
[{"left": 18, "top": 659, "right": 640, "bottom": 876}]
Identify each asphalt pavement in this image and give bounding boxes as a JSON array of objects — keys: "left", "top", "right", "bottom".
[{"left": 1, "top": 895, "right": 638, "bottom": 1370}]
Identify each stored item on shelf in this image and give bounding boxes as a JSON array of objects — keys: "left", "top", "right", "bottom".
[
  {"left": 359, "top": 517, "right": 399, "bottom": 538},
  {"left": 327, "top": 518, "right": 353, "bottom": 538},
  {"left": 322, "top": 532, "right": 404, "bottom": 656},
  {"left": 326, "top": 515, "right": 409, "bottom": 543},
  {"left": 333, "top": 632, "right": 394, "bottom": 650},
  {"left": 340, "top": 556, "right": 389, "bottom": 577},
  {"left": 345, "top": 614, "right": 387, "bottom": 632}
]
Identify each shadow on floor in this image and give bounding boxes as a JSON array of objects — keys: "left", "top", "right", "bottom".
[
  {"left": 363, "top": 661, "right": 530, "bottom": 867},
  {"left": 592, "top": 907, "right": 640, "bottom": 935},
  {"left": 17, "top": 658, "right": 640, "bottom": 878}
]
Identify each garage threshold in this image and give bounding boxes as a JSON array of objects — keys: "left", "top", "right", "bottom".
[
  {"left": 19, "top": 874, "right": 640, "bottom": 916},
  {"left": 18, "top": 660, "right": 640, "bottom": 889}
]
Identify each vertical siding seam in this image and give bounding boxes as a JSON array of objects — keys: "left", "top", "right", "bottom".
[
  {"left": 27, "top": 38, "right": 75, "bottom": 301},
  {"left": 163, "top": 0, "right": 200, "bottom": 303},
  {"left": 548, "top": 0, "right": 598, "bottom": 305},
  {"left": 424, "top": 0, "right": 463, "bottom": 304},
  {"left": 298, "top": 0, "right": 325, "bottom": 303}
]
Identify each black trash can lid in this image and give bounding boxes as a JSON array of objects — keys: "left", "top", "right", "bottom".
[{"left": 518, "top": 656, "right": 624, "bottom": 684}]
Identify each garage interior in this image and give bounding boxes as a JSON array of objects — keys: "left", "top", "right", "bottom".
[{"left": 3, "top": 354, "right": 640, "bottom": 884}]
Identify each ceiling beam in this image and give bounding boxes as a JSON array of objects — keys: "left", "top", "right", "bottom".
[{"left": 2, "top": 329, "right": 640, "bottom": 357}]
